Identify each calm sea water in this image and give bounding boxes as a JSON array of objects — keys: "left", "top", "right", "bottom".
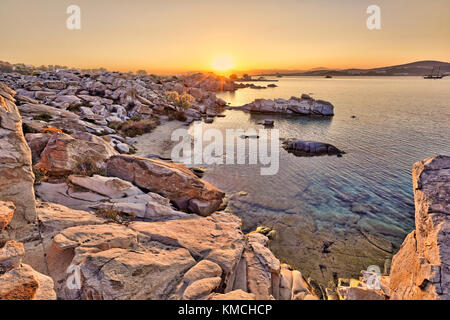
[{"left": 202, "top": 76, "right": 449, "bottom": 286}]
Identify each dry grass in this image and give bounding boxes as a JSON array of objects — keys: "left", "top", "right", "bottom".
[
  {"left": 33, "top": 113, "right": 52, "bottom": 122},
  {"left": 95, "top": 207, "right": 136, "bottom": 225},
  {"left": 33, "top": 168, "right": 48, "bottom": 183},
  {"left": 73, "top": 159, "right": 107, "bottom": 177},
  {"left": 109, "top": 118, "right": 160, "bottom": 138}
]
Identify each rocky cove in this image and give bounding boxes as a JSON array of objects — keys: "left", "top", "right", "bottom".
[{"left": 0, "top": 67, "right": 449, "bottom": 300}]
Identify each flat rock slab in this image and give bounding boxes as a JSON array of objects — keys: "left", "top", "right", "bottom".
[{"left": 130, "top": 212, "right": 245, "bottom": 275}]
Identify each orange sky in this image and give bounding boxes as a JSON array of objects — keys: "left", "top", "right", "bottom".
[{"left": 0, "top": 0, "right": 449, "bottom": 74}]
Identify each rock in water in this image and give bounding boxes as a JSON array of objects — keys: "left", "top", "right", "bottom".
[
  {"left": 243, "top": 95, "right": 334, "bottom": 116},
  {"left": 0, "top": 83, "right": 37, "bottom": 240},
  {"left": 389, "top": 155, "right": 450, "bottom": 300},
  {"left": 282, "top": 140, "right": 342, "bottom": 156},
  {"left": 106, "top": 155, "right": 225, "bottom": 216}
]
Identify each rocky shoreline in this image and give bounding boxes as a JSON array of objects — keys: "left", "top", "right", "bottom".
[
  {"left": 0, "top": 73, "right": 319, "bottom": 300},
  {"left": 0, "top": 67, "right": 449, "bottom": 300}
]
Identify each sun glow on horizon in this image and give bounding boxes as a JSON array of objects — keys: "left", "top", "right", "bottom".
[{"left": 212, "top": 55, "right": 234, "bottom": 72}]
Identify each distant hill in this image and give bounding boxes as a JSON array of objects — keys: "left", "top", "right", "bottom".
[{"left": 259, "top": 61, "right": 450, "bottom": 77}]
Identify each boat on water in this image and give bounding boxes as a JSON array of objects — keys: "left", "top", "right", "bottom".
[{"left": 424, "top": 66, "right": 445, "bottom": 79}]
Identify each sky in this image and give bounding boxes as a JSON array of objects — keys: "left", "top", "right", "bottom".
[{"left": 1, "top": 0, "right": 449, "bottom": 74}]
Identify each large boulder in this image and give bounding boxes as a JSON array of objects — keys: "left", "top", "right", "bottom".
[
  {"left": 243, "top": 96, "right": 334, "bottom": 116},
  {"left": 389, "top": 155, "right": 450, "bottom": 300},
  {"left": 34, "top": 132, "right": 117, "bottom": 176},
  {"left": 0, "top": 83, "right": 37, "bottom": 240},
  {"left": 106, "top": 155, "right": 225, "bottom": 216}
]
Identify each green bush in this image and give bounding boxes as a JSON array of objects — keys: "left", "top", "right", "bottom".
[{"left": 165, "top": 91, "right": 195, "bottom": 111}]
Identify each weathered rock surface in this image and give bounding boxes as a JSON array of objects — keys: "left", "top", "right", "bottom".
[
  {"left": 0, "top": 265, "right": 39, "bottom": 300},
  {"left": 25, "top": 133, "right": 52, "bottom": 164},
  {"left": 0, "top": 240, "right": 25, "bottom": 273},
  {"left": 389, "top": 155, "right": 450, "bottom": 300},
  {"left": 0, "top": 83, "right": 36, "bottom": 240},
  {"left": 338, "top": 286, "right": 387, "bottom": 300},
  {"left": 0, "top": 201, "right": 56, "bottom": 300},
  {"left": 0, "top": 201, "right": 15, "bottom": 231},
  {"left": 35, "top": 177, "right": 188, "bottom": 220},
  {"left": 0, "top": 263, "right": 56, "bottom": 300},
  {"left": 243, "top": 96, "right": 334, "bottom": 116},
  {"left": 130, "top": 212, "right": 245, "bottom": 275},
  {"left": 68, "top": 174, "right": 143, "bottom": 199},
  {"left": 34, "top": 132, "right": 117, "bottom": 176},
  {"left": 209, "top": 289, "right": 256, "bottom": 300},
  {"left": 182, "top": 260, "right": 223, "bottom": 285},
  {"left": 107, "top": 155, "right": 225, "bottom": 216},
  {"left": 183, "top": 277, "right": 222, "bottom": 300}
]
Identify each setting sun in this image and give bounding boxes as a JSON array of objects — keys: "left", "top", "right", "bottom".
[{"left": 212, "top": 55, "right": 234, "bottom": 72}]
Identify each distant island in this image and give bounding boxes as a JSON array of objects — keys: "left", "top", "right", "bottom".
[{"left": 256, "top": 60, "right": 450, "bottom": 77}]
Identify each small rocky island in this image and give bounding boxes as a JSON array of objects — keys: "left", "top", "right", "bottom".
[{"left": 242, "top": 94, "right": 334, "bottom": 116}]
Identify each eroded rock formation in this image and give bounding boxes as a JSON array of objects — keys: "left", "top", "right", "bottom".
[
  {"left": 0, "top": 201, "right": 56, "bottom": 300},
  {"left": 389, "top": 155, "right": 450, "bottom": 300},
  {"left": 0, "top": 83, "right": 37, "bottom": 241}
]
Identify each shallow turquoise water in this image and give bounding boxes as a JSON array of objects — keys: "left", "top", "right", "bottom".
[
  {"left": 194, "top": 76, "right": 450, "bottom": 283},
  {"left": 213, "top": 76, "right": 448, "bottom": 232}
]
